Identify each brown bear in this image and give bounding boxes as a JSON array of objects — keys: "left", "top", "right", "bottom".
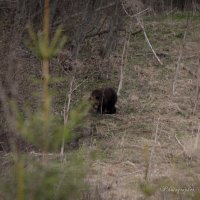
[{"left": 89, "top": 87, "right": 117, "bottom": 114}]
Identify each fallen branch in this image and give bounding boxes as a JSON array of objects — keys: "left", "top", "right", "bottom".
[
  {"left": 174, "top": 133, "right": 190, "bottom": 158},
  {"left": 85, "top": 28, "right": 142, "bottom": 39},
  {"left": 136, "top": 17, "right": 163, "bottom": 66},
  {"left": 121, "top": 3, "right": 163, "bottom": 66}
]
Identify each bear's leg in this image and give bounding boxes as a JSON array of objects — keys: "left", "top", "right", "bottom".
[{"left": 106, "top": 106, "right": 116, "bottom": 114}]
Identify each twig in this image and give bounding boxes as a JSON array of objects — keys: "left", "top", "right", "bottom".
[
  {"left": 85, "top": 28, "right": 142, "bottom": 39},
  {"left": 136, "top": 17, "right": 163, "bottom": 66},
  {"left": 64, "top": 77, "right": 75, "bottom": 124},
  {"left": 112, "top": 144, "right": 160, "bottom": 150},
  {"left": 60, "top": 77, "right": 85, "bottom": 156},
  {"left": 192, "top": 60, "right": 200, "bottom": 114},
  {"left": 174, "top": 133, "right": 190, "bottom": 158},
  {"left": 60, "top": 76, "right": 75, "bottom": 156},
  {"left": 134, "top": 8, "right": 151, "bottom": 17},
  {"left": 118, "top": 170, "right": 143, "bottom": 178},
  {"left": 193, "top": 123, "right": 200, "bottom": 152},
  {"left": 30, "top": 151, "right": 61, "bottom": 157},
  {"left": 146, "top": 118, "right": 160, "bottom": 181},
  {"left": 0, "top": 82, "right": 12, "bottom": 128},
  {"left": 121, "top": 1, "right": 151, "bottom": 18},
  {"left": 72, "top": 79, "right": 87, "bottom": 93},
  {"left": 172, "top": 16, "right": 190, "bottom": 95},
  {"left": 121, "top": 3, "right": 162, "bottom": 65},
  {"left": 53, "top": 1, "right": 118, "bottom": 26},
  {"left": 117, "top": 32, "right": 127, "bottom": 96},
  {"left": 182, "top": 65, "right": 197, "bottom": 78},
  {"left": 117, "top": 21, "right": 132, "bottom": 96},
  {"left": 124, "top": 160, "right": 136, "bottom": 167}
]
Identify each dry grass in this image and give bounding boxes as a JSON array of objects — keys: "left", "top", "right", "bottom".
[
  {"left": 84, "top": 16, "right": 200, "bottom": 200},
  {"left": 1, "top": 13, "right": 200, "bottom": 200}
]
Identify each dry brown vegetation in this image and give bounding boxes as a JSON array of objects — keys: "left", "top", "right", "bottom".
[{"left": 1, "top": 0, "right": 200, "bottom": 200}]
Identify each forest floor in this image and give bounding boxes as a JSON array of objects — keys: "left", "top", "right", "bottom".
[
  {"left": 83, "top": 14, "right": 200, "bottom": 200},
  {"left": 1, "top": 13, "right": 200, "bottom": 200}
]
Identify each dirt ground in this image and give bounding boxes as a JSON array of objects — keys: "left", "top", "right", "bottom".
[
  {"left": 84, "top": 15, "right": 200, "bottom": 200},
  {"left": 1, "top": 14, "right": 200, "bottom": 200}
]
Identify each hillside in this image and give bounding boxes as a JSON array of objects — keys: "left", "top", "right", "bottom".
[
  {"left": 1, "top": 1, "right": 200, "bottom": 199},
  {"left": 84, "top": 15, "right": 200, "bottom": 199}
]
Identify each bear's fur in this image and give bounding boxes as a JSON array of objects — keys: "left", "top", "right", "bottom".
[{"left": 89, "top": 87, "right": 117, "bottom": 114}]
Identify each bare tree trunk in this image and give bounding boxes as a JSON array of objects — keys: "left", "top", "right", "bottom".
[
  {"left": 71, "top": 0, "right": 96, "bottom": 60},
  {"left": 100, "top": 0, "right": 120, "bottom": 59}
]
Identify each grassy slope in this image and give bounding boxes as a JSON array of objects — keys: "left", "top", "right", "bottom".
[
  {"left": 86, "top": 14, "right": 200, "bottom": 200},
  {"left": 1, "top": 12, "right": 200, "bottom": 200}
]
